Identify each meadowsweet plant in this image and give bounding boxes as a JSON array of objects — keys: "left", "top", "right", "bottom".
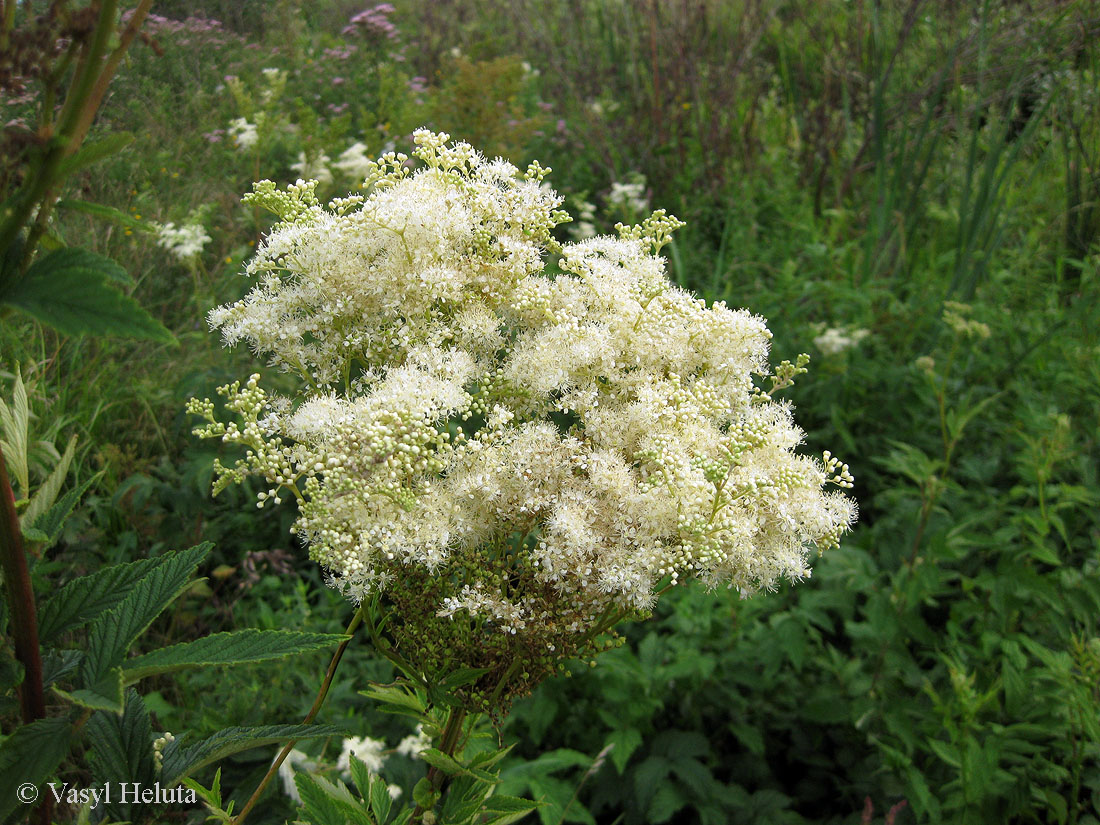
[{"left": 189, "top": 130, "right": 855, "bottom": 822}]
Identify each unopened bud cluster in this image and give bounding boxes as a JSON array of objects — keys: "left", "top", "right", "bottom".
[{"left": 190, "top": 130, "right": 856, "bottom": 704}]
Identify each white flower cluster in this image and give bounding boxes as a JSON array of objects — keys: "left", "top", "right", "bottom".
[
  {"left": 607, "top": 177, "right": 649, "bottom": 215},
  {"left": 276, "top": 735, "right": 404, "bottom": 804},
  {"left": 335, "top": 141, "right": 375, "bottom": 184},
  {"left": 812, "top": 325, "right": 870, "bottom": 356},
  {"left": 191, "top": 130, "right": 854, "bottom": 649},
  {"left": 228, "top": 116, "right": 259, "bottom": 150},
  {"left": 155, "top": 221, "right": 211, "bottom": 262},
  {"left": 291, "top": 150, "right": 334, "bottom": 186}
]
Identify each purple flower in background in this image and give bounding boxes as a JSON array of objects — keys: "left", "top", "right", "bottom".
[
  {"left": 332, "top": 77, "right": 346, "bottom": 86},
  {"left": 323, "top": 45, "right": 358, "bottom": 60},
  {"left": 343, "top": 4, "right": 400, "bottom": 41},
  {"left": 203, "top": 129, "right": 226, "bottom": 143},
  {"left": 407, "top": 76, "right": 428, "bottom": 93},
  {"left": 327, "top": 103, "right": 350, "bottom": 114}
]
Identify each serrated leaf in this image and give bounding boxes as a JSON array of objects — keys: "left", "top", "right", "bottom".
[
  {"left": 368, "top": 770, "right": 393, "bottom": 824},
  {"left": 37, "top": 553, "right": 166, "bottom": 643},
  {"left": 296, "top": 773, "right": 373, "bottom": 825},
  {"left": 57, "top": 132, "right": 134, "bottom": 177},
  {"left": 86, "top": 689, "right": 156, "bottom": 821},
  {"left": 439, "top": 667, "right": 490, "bottom": 691},
  {"left": 419, "top": 747, "right": 466, "bottom": 777},
  {"left": 23, "top": 464, "right": 95, "bottom": 549},
  {"left": 606, "top": 728, "right": 641, "bottom": 773},
  {"left": 80, "top": 543, "right": 211, "bottom": 690},
  {"left": 647, "top": 784, "right": 686, "bottom": 824},
  {"left": 41, "top": 649, "right": 81, "bottom": 687},
  {"left": 526, "top": 776, "right": 575, "bottom": 825},
  {"left": 481, "top": 795, "right": 542, "bottom": 814},
  {"left": 0, "top": 717, "right": 72, "bottom": 824},
  {"left": 121, "top": 629, "right": 347, "bottom": 682},
  {"left": 469, "top": 742, "right": 517, "bottom": 771},
  {"left": 161, "top": 724, "right": 344, "bottom": 785},
  {"left": 0, "top": 364, "right": 29, "bottom": 494},
  {"left": 4, "top": 247, "right": 173, "bottom": 342},
  {"left": 362, "top": 683, "right": 425, "bottom": 712},
  {"left": 56, "top": 199, "right": 153, "bottom": 236},
  {"left": 58, "top": 665, "right": 124, "bottom": 712},
  {"left": 295, "top": 772, "right": 349, "bottom": 825}
]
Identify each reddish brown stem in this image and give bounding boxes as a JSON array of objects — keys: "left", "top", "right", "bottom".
[{"left": 0, "top": 445, "right": 44, "bottom": 724}]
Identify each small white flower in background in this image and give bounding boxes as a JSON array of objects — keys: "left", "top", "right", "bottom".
[
  {"left": 387, "top": 784, "right": 403, "bottom": 800},
  {"left": 155, "top": 221, "right": 211, "bottom": 262},
  {"left": 291, "top": 151, "right": 334, "bottom": 186},
  {"left": 396, "top": 724, "right": 431, "bottom": 759},
  {"left": 942, "top": 301, "right": 991, "bottom": 339},
  {"left": 569, "top": 196, "right": 598, "bottom": 240},
  {"left": 608, "top": 179, "right": 649, "bottom": 214},
  {"left": 334, "top": 141, "right": 374, "bottom": 184},
  {"left": 259, "top": 67, "right": 287, "bottom": 104},
  {"left": 228, "top": 117, "right": 258, "bottom": 150},
  {"left": 338, "top": 736, "right": 387, "bottom": 776},
  {"left": 277, "top": 749, "right": 318, "bottom": 804},
  {"left": 813, "top": 326, "right": 870, "bottom": 355}
]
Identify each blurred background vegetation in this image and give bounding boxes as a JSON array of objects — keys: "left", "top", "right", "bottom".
[{"left": 2, "top": 0, "right": 1098, "bottom": 822}]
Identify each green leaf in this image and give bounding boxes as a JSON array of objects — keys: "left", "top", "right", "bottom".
[
  {"left": 55, "top": 199, "right": 153, "bottom": 235},
  {"left": 86, "top": 689, "right": 156, "bottom": 821},
  {"left": 121, "top": 629, "right": 347, "bottom": 682},
  {"left": 296, "top": 773, "right": 372, "bottom": 825},
  {"left": 0, "top": 364, "right": 30, "bottom": 494},
  {"left": 361, "top": 683, "right": 426, "bottom": 718},
  {"left": 0, "top": 717, "right": 72, "bottom": 824},
  {"left": 647, "top": 784, "right": 687, "bottom": 824},
  {"left": 295, "top": 773, "right": 350, "bottom": 825},
  {"left": 80, "top": 543, "right": 212, "bottom": 690},
  {"left": 58, "top": 665, "right": 124, "bottom": 712},
  {"left": 606, "top": 728, "right": 642, "bottom": 773},
  {"left": 3, "top": 247, "right": 173, "bottom": 342},
  {"left": 478, "top": 794, "right": 541, "bottom": 825},
  {"left": 419, "top": 747, "right": 468, "bottom": 777},
  {"left": 367, "top": 771, "right": 393, "bottom": 824},
  {"left": 41, "top": 649, "right": 81, "bottom": 688},
  {"left": 56, "top": 133, "right": 134, "bottom": 177},
  {"left": 23, "top": 472, "right": 96, "bottom": 550},
  {"left": 161, "top": 724, "right": 344, "bottom": 785},
  {"left": 37, "top": 553, "right": 167, "bottom": 643}
]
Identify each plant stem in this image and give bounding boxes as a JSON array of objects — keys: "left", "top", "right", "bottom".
[
  {"left": 411, "top": 705, "right": 466, "bottom": 824},
  {"left": 0, "top": 447, "right": 49, "bottom": 825},
  {"left": 0, "top": 445, "right": 44, "bottom": 724},
  {"left": 232, "top": 602, "right": 367, "bottom": 825}
]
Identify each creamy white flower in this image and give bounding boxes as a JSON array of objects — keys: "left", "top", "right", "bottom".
[
  {"left": 334, "top": 141, "right": 374, "bottom": 184},
  {"left": 277, "top": 749, "right": 317, "bottom": 803},
  {"left": 338, "top": 736, "right": 387, "bottom": 776},
  {"left": 291, "top": 151, "right": 334, "bottom": 186},
  {"left": 156, "top": 221, "right": 211, "bottom": 261},
  {"left": 608, "top": 179, "right": 649, "bottom": 214},
  {"left": 228, "top": 117, "right": 258, "bottom": 150},
  {"left": 396, "top": 725, "right": 431, "bottom": 759},
  {"left": 813, "top": 326, "right": 870, "bottom": 355},
  {"left": 192, "top": 130, "right": 855, "bottom": 659}
]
